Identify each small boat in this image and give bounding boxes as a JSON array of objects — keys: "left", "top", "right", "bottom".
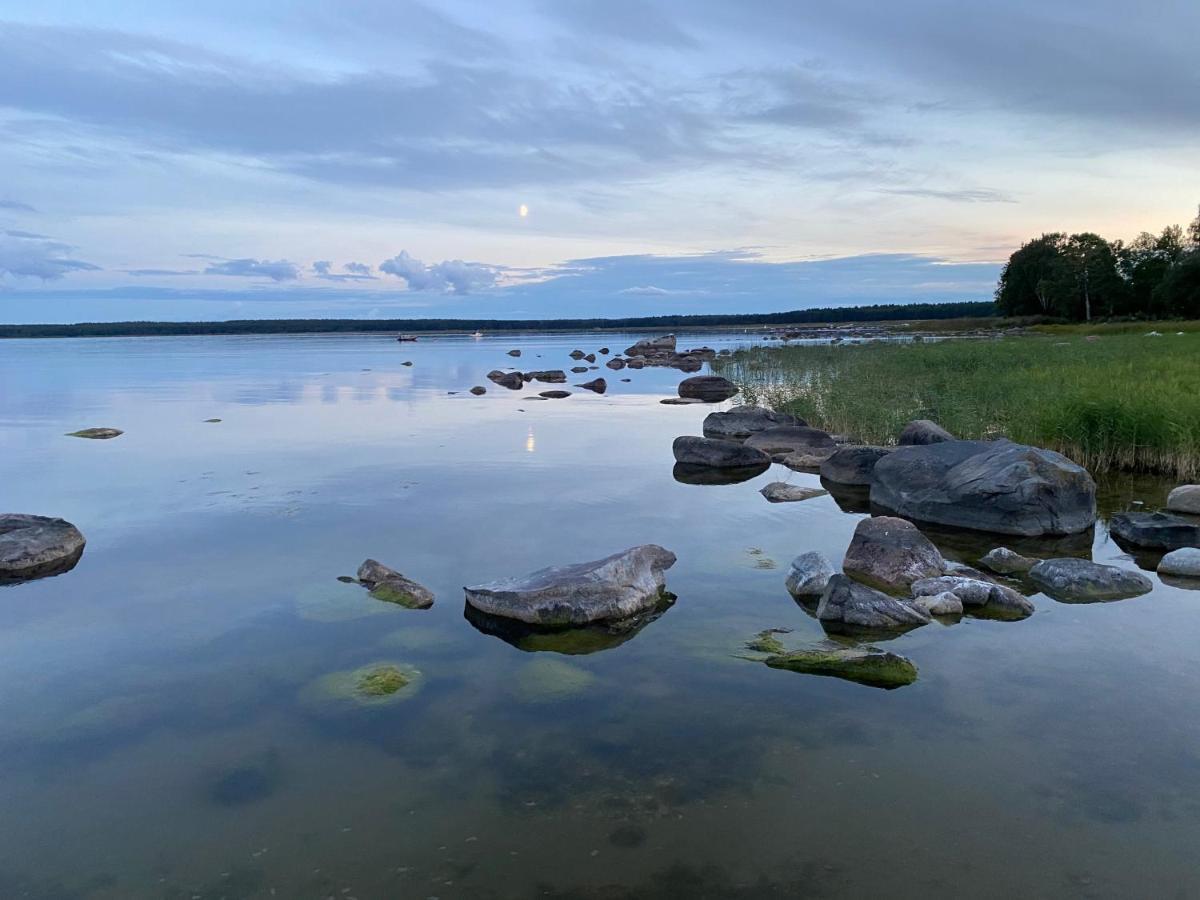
[
  {"left": 396, "top": 334, "right": 418, "bottom": 342},
  {"left": 471, "top": 331, "right": 484, "bottom": 339}
]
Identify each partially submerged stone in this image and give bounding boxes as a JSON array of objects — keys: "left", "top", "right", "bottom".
[
  {"left": 842, "top": 516, "right": 945, "bottom": 594},
  {"left": 507, "top": 348, "right": 522, "bottom": 357},
  {"left": 356, "top": 558, "right": 435, "bottom": 609},
  {"left": 871, "top": 439, "right": 1097, "bottom": 536},
  {"left": 672, "top": 435, "right": 771, "bottom": 469},
  {"left": 66, "top": 427, "right": 123, "bottom": 439},
  {"left": 819, "top": 445, "right": 892, "bottom": 486},
  {"left": 702, "top": 406, "right": 802, "bottom": 439},
  {"left": 1166, "top": 485, "right": 1200, "bottom": 515},
  {"left": 487, "top": 370, "right": 524, "bottom": 390},
  {"left": 1028, "top": 557, "right": 1154, "bottom": 603},
  {"left": 898, "top": 419, "right": 955, "bottom": 445},
  {"left": 912, "top": 591, "right": 964, "bottom": 616},
  {"left": 625, "top": 335, "right": 676, "bottom": 356},
  {"left": 305, "top": 661, "right": 423, "bottom": 707},
  {"left": 745, "top": 426, "right": 836, "bottom": 460},
  {"left": 911, "top": 574, "right": 1035, "bottom": 619},
  {"left": 677, "top": 375, "right": 738, "bottom": 402},
  {"left": 784, "top": 551, "right": 834, "bottom": 597},
  {"left": 1158, "top": 548, "right": 1200, "bottom": 578},
  {"left": 464, "top": 593, "right": 675, "bottom": 654},
  {"left": 816, "top": 574, "right": 930, "bottom": 630},
  {"left": 661, "top": 397, "right": 706, "bottom": 405},
  {"left": 1109, "top": 511, "right": 1200, "bottom": 551},
  {"left": 0, "top": 514, "right": 86, "bottom": 583},
  {"left": 539, "top": 390, "right": 571, "bottom": 399},
  {"left": 759, "top": 482, "right": 827, "bottom": 503},
  {"left": 464, "top": 544, "right": 677, "bottom": 626},
  {"left": 577, "top": 378, "right": 607, "bottom": 393},
  {"left": 764, "top": 642, "right": 918, "bottom": 689},
  {"left": 979, "top": 546, "right": 1037, "bottom": 575},
  {"left": 781, "top": 449, "right": 836, "bottom": 470},
  {"left": 744, "top": 629, "right": 789, "bottom": 655},
  {"left": 524, "top": 369, "right": 568, "bottom": 383},
  {"left": 469, "top": 385, "right": 487, "bottom": 395}
]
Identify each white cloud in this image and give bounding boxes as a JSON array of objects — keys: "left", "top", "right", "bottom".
[
  {"left": 379, "top": 250, "right": 498, "bottom": 294},
  {"left": 0, "top": 231, "right": 98, "bottom": 280}
]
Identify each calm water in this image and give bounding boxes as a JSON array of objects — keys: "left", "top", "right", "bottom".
[{"left": 1, "top": 331, "right": 1198, "bottom": 900}]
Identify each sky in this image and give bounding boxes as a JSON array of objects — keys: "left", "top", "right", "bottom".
[{"left": 0, "top": 0, "right": 1196, "bottom": 323}]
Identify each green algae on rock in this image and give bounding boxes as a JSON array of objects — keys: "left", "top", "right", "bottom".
[
  {"left": 512, "top": 657, "right": 597, "bottom": 703},
  {"left": 304, "top": 661, "right": 423, "bottom": 707},
  {"left": 744, "top": 629, "right": 789, "bottom": 655},
  {"left": 764, "top": 642, "right": 918, "bottom": 689}
]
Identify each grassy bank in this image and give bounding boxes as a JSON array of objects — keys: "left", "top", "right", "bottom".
[{"left": 715, "top": 332, "right": 1200, "bottom": 479}]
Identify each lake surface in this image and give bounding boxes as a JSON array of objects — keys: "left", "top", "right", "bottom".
[{"left": 1, "top": 331, "right": 1198, "bottom": 899}]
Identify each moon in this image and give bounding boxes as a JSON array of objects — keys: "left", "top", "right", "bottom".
[{"left": 518, "top": 204, "right": 529, "bottom": 218}]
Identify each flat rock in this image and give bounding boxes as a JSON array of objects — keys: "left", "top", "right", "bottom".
[
  {"left": 911, "top": 575, "right": 1035, "bottom": 618},
  {"left": 0, "top": 514, "right": 86, "bottom": 582},
  {"left": 571, "top": 366, "right": 590, "bottom": 373},
  {"left": 507, "top": 349, "right": 522, "bottom": 357},
  {"left": 539, "top": 390, "right": 571, "bottom": 399},
  {"left": 464, "top": 544, "right": 677, "bottom": 626},
  {"left": 625, "top": 335, "right": 676, "bottom": 356},
  {"left": 784, "top": 551, "right": 834, "bottom": 597},
  {"left": 577, "top": 378, "right": 607, "bottom": 393},
  {"left": 1158, "top": 548, "right": 1200, "bottom": 578},
  {"left": 745, "top": 426, "right": 836, "bottom": 459},
  {"left": 842, "top": 516, "right": 945, "bottom": 593},
  {"left": 764, "top": 642, "right": 918, "bottom": 689},
  {"left": 661, "top": 397, "right": 706, "bottom": 405},
  {"left": 67, "top": 427, "right": 123, "bottom": 439},
  {"left": 702, "top": 406, "right": 802, "bottom": 439},
  {"left": 356, "top": 559, "right": 435, "bottom": 609},
  {"left": 524, "top": 370, "right": 568, "bottom": 384},
  {"left": 1167, "top": 485, "right": 1200, "bottom": 515},
  {"left": 781, "top": 449, "right": 836, "bottom": 470},
  {"left": 1110, "top": 511, "right": 1200, "bottom": 550},
  {"left": 677, "top": 375, "right": 738, "bottom": 402},
  {"left": 870, "top": 439, "right": 1097, "bottom": 536},
  {"left": 979, "top": 546, "right": 1038, "bottom": 575},
  {"left": 819, "top": 445, "right": 892, "bottom": 486},
  {"left": 760, "top": 482, "right": 827, "bottom": 503},
  {"left": 672, "top": 436, "right": 771, "bottom": 469},
  {"left": 898, "top": 419, "right": 955, "bottom": 445},
  {"left": 1028, "top": 557, "right": 1153, "bottom": 602},
  {"left": 816, "top": 574, "right": 930, "bottom": 630}
]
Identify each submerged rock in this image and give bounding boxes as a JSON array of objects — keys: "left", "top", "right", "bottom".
[
  {"left": 464, "top": 544, "right": 677, "bottom": 626},
  {"left": 305, "top": 661, "right": 423, "bottom": 706},
  {"left": 356, "top": 559, "right": 435, "bottom": 609},
  {"left": 784, "top": 551, "right": 835, "bottom": 597},
  {"left": 677, "top": 375, "right": 738, "bottom": 402},
  {"left": 764, "top": 642, "right": 918, "bottom": 689},
  {"left": 1166, "top": 485, "right": 1200, "bottom": 515},
  {"left": 672, "top": 435, "right": 771, "bottom": 469},
  {"left": 66, "top": 427, "right": 123, "bottom": 439},
  {"left": 898, "top": 419, "right": 955, "bottom": 445},
  {"left": 979, "top": 546, "right": 1038, "bottom": 575},
  {"left": 1159, "top": 548, "right": 1200, "bottom": 578},
  {"left": 911, "top": 574, "right": 1034, "bottom": 618},
  {"left": 0, "top": 514, "right": 86, "bottom": 583},
  {"left": 1028, "top": 557, "right": 1154, "bottom": 602},
  {"left": 1109, "top": 511, "right": 1200, "bottom": 551},
  {"left": 744, "top": 629, "right": 789, "bottom": 655},
  {"left": 512, "top": 657, "right": 597, "bottom": 703},
  {"left": 842, "top": 516, "right": 945, "bottom": 594},
  {"left": 819, "top": 445, "right": 892, "bottom": 486},
  {"left": 759, "top": 482, "right": 827, "bottom": 503},
  {"left": 816, "top": 574, "right": 930, "bottom": 630},
  {"left": 702, "top": 406, "right": 801, "bottom": 439},
  {"left": 870, "top": 439, "right": 1097, "bottom": 536}
]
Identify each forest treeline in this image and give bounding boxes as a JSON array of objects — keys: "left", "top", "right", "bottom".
[
  {"left": 997, "top": 206, "right": 1200, "bottom": 321},
  {"left": 0, "top": 301, "right": 996, "bottom": 338}
]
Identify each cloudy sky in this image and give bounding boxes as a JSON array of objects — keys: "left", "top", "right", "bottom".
[{"left": 1, "top": 1, "right": 1196, "bottom": 322}]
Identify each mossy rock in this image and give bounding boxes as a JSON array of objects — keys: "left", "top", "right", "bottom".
[
  {"left": 66, "top": 427, "right": 123, "bottom": 439},
  {"left": 512, "top": 658, "right": 597, "bottom": 703},
  {"left": 303, "top": 661, "right": 423, "bottom": 707},
  {"left": 743, "top": 629, "right": 790, "bottom": 655},
  {"left": 764, "top": 643, "right": 917, "bottom": 689},
  {"left": 368, "top": 583, "right": 431, "bottom": 609}
]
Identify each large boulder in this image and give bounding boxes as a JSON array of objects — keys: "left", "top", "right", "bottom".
[
  {"left": 1109, "top": 512, "right": 1200, "bottom": 551},
  {"left": 672, "top": 436, "right": 770, "bottom": 469},
  {"left": 819, "top": 445, "right": 892, "bottom": 486},
  {"left": 464, "top": 545, "right": 677, "bottom": 626},
  {"left": 357, "top": 559, "right": 435, "bottom": 609},
  {"left": 1159, "top": 548, "right": 1200, "bottom": 578},
  {"left": 1028, "top": 558, "right": 1153, "bottom": 602},
  {"left": 842, "top": 516, "right": 945, "bottom": 594},
  {"left": 898, "top": 420, "right": 955, "bottom": 445},
  {"left": 816, "top": 574, "right": 930, "bottom": 630},
  {"left": 745, "top": 426, "right": 836, "bottom": 459},
  {"left": 1167, "top": 485, "right": 1200, "bottom": 515},
  {"left": 625, "top": 335, "right": 676, "bottom": 356},
  {"left": 0, "top": 514, "right": 86, "bottom": 583},
  {"left": 784, "top": 551, "right": 835, "bottom": 597},
  {"left": 702, "top": 406, "right": 802, "bottom": 439},
  {"left": 911, "top": 574, "right": 1034, "bottom": 618},
  {"left": 677, "top": 376, "right": 738, "bottom": 403},
  {"left": 764, "top": 643, "right": 918, "bottom": 689},
  {"left": 870, "top": 439, "right": 1097, "bottom": 536}
]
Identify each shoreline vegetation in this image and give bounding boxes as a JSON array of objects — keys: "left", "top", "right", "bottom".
[{"left": 716, "top": 328, "right": 1200, "bottom": 479}]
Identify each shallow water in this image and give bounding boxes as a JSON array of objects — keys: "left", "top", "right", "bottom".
[{"left": 1, "top": 331, "right": 1198, "bottom": 900}]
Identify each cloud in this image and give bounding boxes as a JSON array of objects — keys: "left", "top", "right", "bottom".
[
  {"left": 125, "top": 267, "right": 200, "bottom": 276},
  {"left": 0, "top": 199, "right": 37, "bottom": 213},
  {"left": 619, "top": 285, "right": 698, "bottom": 296},
  {"left": 379, "top": 250, "right": 498, "bottom": 294},
  {"left": 203, "top": 258, "right": 300, "bottom": 281},
  {"left": 344, "top": 261, "right": 371, "bottom": 276},
  {"left": 878, "top": 187, "right": 1016, "bottom": 204},
  {"left": 312, "top": 260, "right": 332, "bottom": 275},
  {"left": 312, "top": 259, "right": 376, "bottom": 282},
  {"left": 0, "top": 231, "right": 99, "bottom": 280}
]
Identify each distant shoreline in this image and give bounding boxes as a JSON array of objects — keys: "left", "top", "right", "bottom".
[{"left": 0, "top": 302, "right": 995, "bottom": 338}]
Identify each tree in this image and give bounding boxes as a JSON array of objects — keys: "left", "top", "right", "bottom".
[
  {"left": 996, "top": 233, "right": 1069, "bottom": 317},
  {"left": 1188, "top": 205, "right": 1200, "bottom": 249},
  {"left": 1154, "top": 251, "right": 1200, "bottom": 319},
  {"left": 1117, "top": 226, "right": 1187, "bottom": 317},
  {"left": 1060, "top": 233, "right": 1125, "bottom": 321}
]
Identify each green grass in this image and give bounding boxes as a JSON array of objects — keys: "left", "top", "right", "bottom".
[{"left": 715, "top": 332, "right": 1200, "bottom": 479}]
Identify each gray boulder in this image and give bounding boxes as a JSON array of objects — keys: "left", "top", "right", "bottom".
[
  {"left": 898, "top": 419, "right": 955, "bottom": 445},
  {"left": 469, "top": 386, "right": 487, "bottom": 395},
  {"left": 507, "top": 349, "right": 522, "bottom": 357},
  {"left": 525, "top": 369, "right": 567, "bottom": 384},
  {"left": 1109, "top": 511, "right": 1200, "bottom": 551},
  {"left": 781, "top": 449, "right": 836, "bottom": 470},
  {"left": 0, "top": 514, "right": 86, "bottom": 582},
  {"left": 625, "top": 335, "right": 676, "bottom": 356},
  {"left": 576, "top": 378, "right": 607, "bottom": 393},
  {"left": 464, "top": 544, "right": 677, "bottom": 626},
  {"left": 784, "top": 551, "right": 835, "bottom": 597},
  {"left": 702, "top": 406, "right": 802, "bottom": 439},
  {"left": 1167, "top": 485, "right": 1200, "bottom": 515},
  {"left": 677, "top": 376, "right": 738, "bottom": 402},
  {"left": 979, "top": 547, "right": 1037, "bottom": 575},
  {"left": 1159, "top": 548, "right": 1200, "bottom": 578},
  {"left": 816, "top": 574, "right": 930, "bottom": 629},
  {"left": 819, "top": 445, "right": 892, "bottom": 486},
  {"left": 1028, "top": 558, "right": 1153, "bottom": 602},
  {"left": 672, "top": 436, "right": 771, "bottom": 469},
  {"left": 539, "top": 390, "right": 571, "bottom": 399},
  {"left": 486, "top": 370, "right": 524, "bottom": 390},
  {"left": 67, "top": 427, "right": 123, "bottom": 439},
  {"left": 745, "top": 426, "right": 836, "bottom": 459},
  {"left": 605, "top": 358, "right": 626, "bottom": 370},
  {"left": 760, "top": 482, "right": 827, "bottom": 503},
  {"left": 911, "top": 574, "right": 1035, "bottom": 618},
  {"left": 842, "top": 516, "right": 945, "bottom": 594},
  {"left": 912, "top": 591, "right": 964, "bottom": 616},
  {"left": 870, "top": 439, "right": 1097, "bottom": 536},
  {"left": 356, "top": 559, "right": 435, "bottom": 609}
]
